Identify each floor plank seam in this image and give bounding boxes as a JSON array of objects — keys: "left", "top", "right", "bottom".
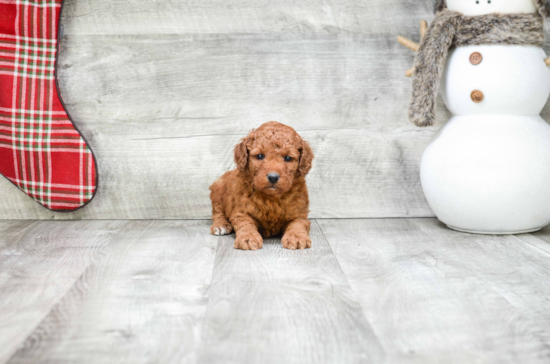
[
  {"left": 6, "top": 262, "right": 95, "bottom": 362},
  {"left": 4, "top": 224, "right": 126, "bottom": 363},
  {"left": 512, "top": 234, "right": 550, "bottom": 257},
  {"left": 313, "top": 219, "right": 383, "bottom": 340},
  {"left": 191, "top": 237, "right": 220, "bottom": 364}
]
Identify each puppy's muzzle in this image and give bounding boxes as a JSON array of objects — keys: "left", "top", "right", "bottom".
[{"left": 267, "top": 173, "right": 280, "bottom": 184}]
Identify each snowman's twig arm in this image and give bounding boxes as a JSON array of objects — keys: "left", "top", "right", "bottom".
[
  {"left": 397, "top": 36, "right": 419, "bottom": 52},
  {"left": 398, "top": 20, "right": 428, "bottom": 77},
  {"left": 545, "top": 57, "right": 550, "bottom": 67}
]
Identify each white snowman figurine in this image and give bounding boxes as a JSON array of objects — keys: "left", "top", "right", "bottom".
[{"left": 399, "top": 0, "right": 550, "bottom": 234}]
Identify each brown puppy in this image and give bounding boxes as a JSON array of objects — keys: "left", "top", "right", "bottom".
[{"left": 209, "top": 121, "right": 314, "bottom": 250}]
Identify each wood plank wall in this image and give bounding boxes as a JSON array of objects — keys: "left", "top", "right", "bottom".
[{"left": 1, "top": 0, "right": 549, "bottom": 219}]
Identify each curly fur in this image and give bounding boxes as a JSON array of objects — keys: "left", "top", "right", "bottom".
[
  {"left": 410, "top": 10, "right": 544, "bottom": 127},
  {"left": 534, "top": 0, "right": 550, "bottom": 16},
  {"left": 209, "top": 121, "right": 314, "bottom": 251}
]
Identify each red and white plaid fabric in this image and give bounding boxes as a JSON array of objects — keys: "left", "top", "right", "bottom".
[{"left": 0, "top": 0, "right": 97, "bottom": 211}]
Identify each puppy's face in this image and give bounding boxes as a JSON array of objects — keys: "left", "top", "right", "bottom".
[
  {"left": 248, "top": 140, "right": 301, "bottom": 195},
  {"left": 235, "top": 122, "right": 314, "bottom": 196}
]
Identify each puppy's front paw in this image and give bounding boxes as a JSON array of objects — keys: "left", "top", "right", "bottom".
[
  {"left": 282, "top": 232, "right": 312, "bottom": 250},
  {"left": 210, "top": 222, "right": 233, "bottom": 236},
  {"left": 234, "top": 232, "right": 263, "bottom": 251}
]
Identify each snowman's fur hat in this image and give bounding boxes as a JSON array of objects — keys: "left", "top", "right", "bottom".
[
  {"left": 534, "top": 0, "right": 550, "bottom": 15},
  {"left": 434, "top": 0, "right": 550, "bottom": 16},
  {"left": 410, "top": 10, "right": 544, "bottom": 126}
]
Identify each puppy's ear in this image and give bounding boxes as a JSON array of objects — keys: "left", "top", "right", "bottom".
[
  {"left": 298, "top": 139, "right": 314, "bottom": 176},
  {"left": 234, "top": 132, "right": 253, "bottom": 172}
]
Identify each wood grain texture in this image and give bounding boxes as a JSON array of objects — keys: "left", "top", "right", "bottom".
[
  {"left": 60, "top": 0, "right": 433, "bottom": 35},
  {"left": 0, "top": 32, "right": 438, "bottom": 219},
  {"left": 0, "top": 220, "right": 124, "bottom": 364},
  {"left": 3, "top": 218, "right": 550, "bottom": 363},
  {"left": 1, "top": 0, "right": 550, "bottom": 219},
  {"left": 196, "top": 220, "right": 384, "bottom": 364},
  {"left": 317, "top": 218, "right": 550, "bottom": 364},
  {"left": 6, "top": 220, "right": 218, "bottom": 364}
]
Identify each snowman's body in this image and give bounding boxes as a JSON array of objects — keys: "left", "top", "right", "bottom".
[{"left": 420, "top": 1, "right": 550, "bottom": 233}]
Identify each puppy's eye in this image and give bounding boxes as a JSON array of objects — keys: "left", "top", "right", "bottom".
[
  {"left": 256, "top": 154, "right": 265, "bottom": 160},
  {"left": 284, "top": 156, "right": 292, "bottom": 162}
]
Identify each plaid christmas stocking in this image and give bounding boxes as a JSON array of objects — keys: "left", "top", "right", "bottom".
[{"left": 0, "top": 0, "right": 97, "bottom": 211}]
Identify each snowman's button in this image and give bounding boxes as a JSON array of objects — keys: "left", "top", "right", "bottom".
[
  {"left": 471, "top": 90, "right": 484, "bottom": 103},
  {"left": 469, "top": 52, "right": 483, "bottom": 65}
]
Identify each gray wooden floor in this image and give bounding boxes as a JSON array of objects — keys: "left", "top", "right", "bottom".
[{"left": 1, "top": 219, "right": 550, "bottom": 364}]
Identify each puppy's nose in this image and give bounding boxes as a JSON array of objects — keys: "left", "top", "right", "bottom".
[{"left": 267, "top": 173, "right": 280, "bottom": 183}]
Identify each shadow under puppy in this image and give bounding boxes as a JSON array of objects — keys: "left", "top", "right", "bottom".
[{"left": 209, "top": 121, "right": 314, "bottom": 250}]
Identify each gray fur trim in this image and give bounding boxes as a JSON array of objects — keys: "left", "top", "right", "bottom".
[
  {"left": 534, "top": 0, "right": 550, "bottom": 16},
  {"left": 434, "top": 0, "right": 446, "bottom": 13},
  {"left": 410, "top": 10, "right": 544, "bottom": 127}
]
